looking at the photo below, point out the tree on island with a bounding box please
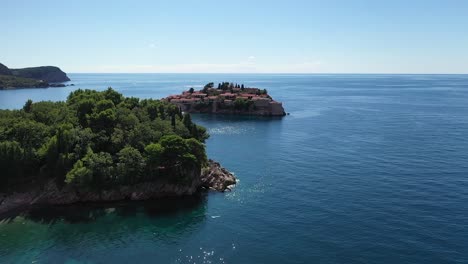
[203,82,214,93]
[183,112,193,130]
[189,87,194,94]
[171,114,176,128]
[0,88,209,192]
[23,99,33,113]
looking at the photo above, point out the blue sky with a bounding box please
[2,0,468,73]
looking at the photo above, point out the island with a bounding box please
[0,88,236,215]
[0,62,70,89]
[164,82,286,116]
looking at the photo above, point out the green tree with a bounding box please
[185,138,207,167]
[203,82,214,93]
[23,99,33,113]
[95,99,115,112]
[116,146,145,184]
[146,102,159,120]
[66,150,113,189]
[8,119,49,150]
[171,114,176,128]
[183,113,192,129]
[103,87,123,105]
[0,88,210,191]
[0,141,25,189]
[89,108,116,132]
[145,143,164,167]
[76,99,95,127]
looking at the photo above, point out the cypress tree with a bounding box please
[183,113,192,129]
[171,114,176,128]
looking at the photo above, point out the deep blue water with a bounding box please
[1,74,468,263]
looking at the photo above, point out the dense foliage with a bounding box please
[0,88,208,192]
[0,75,48,89]
[11,66,70,82]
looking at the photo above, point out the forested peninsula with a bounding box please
[0,88,236,214]
[0,63,70,89]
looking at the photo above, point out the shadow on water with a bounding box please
[0,194,209,262]
[1,193,208,225]
[192,113,285,123]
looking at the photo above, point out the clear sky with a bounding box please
[2,0,468,73]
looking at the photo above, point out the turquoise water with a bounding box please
[1,74,468,263]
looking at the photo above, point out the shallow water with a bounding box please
[1,74,468,263]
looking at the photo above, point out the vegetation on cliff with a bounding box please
[0,75,49,89]
[0,88,209,193]
[0,63,70,89]
[11,66,70,82]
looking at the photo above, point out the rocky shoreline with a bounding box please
[0,160,236,217]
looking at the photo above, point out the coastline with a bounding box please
[0,159,236,217]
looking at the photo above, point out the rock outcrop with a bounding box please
[201,160,237,191]
[0,160,236,216]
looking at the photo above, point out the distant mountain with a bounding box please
[0,63,12,76]
[11,66,70,83]
[0,63,70,89]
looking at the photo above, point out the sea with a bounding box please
[1,74,468,263]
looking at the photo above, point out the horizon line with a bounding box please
[67,72,468,75]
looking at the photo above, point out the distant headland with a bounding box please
[0,63,70,89]
[164,82,286,116]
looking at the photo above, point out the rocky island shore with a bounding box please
[0,160,236,216]
[165,82,286,116]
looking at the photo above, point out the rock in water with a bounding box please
[201,160,237,192]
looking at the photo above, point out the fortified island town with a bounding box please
[164,82,286,116]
